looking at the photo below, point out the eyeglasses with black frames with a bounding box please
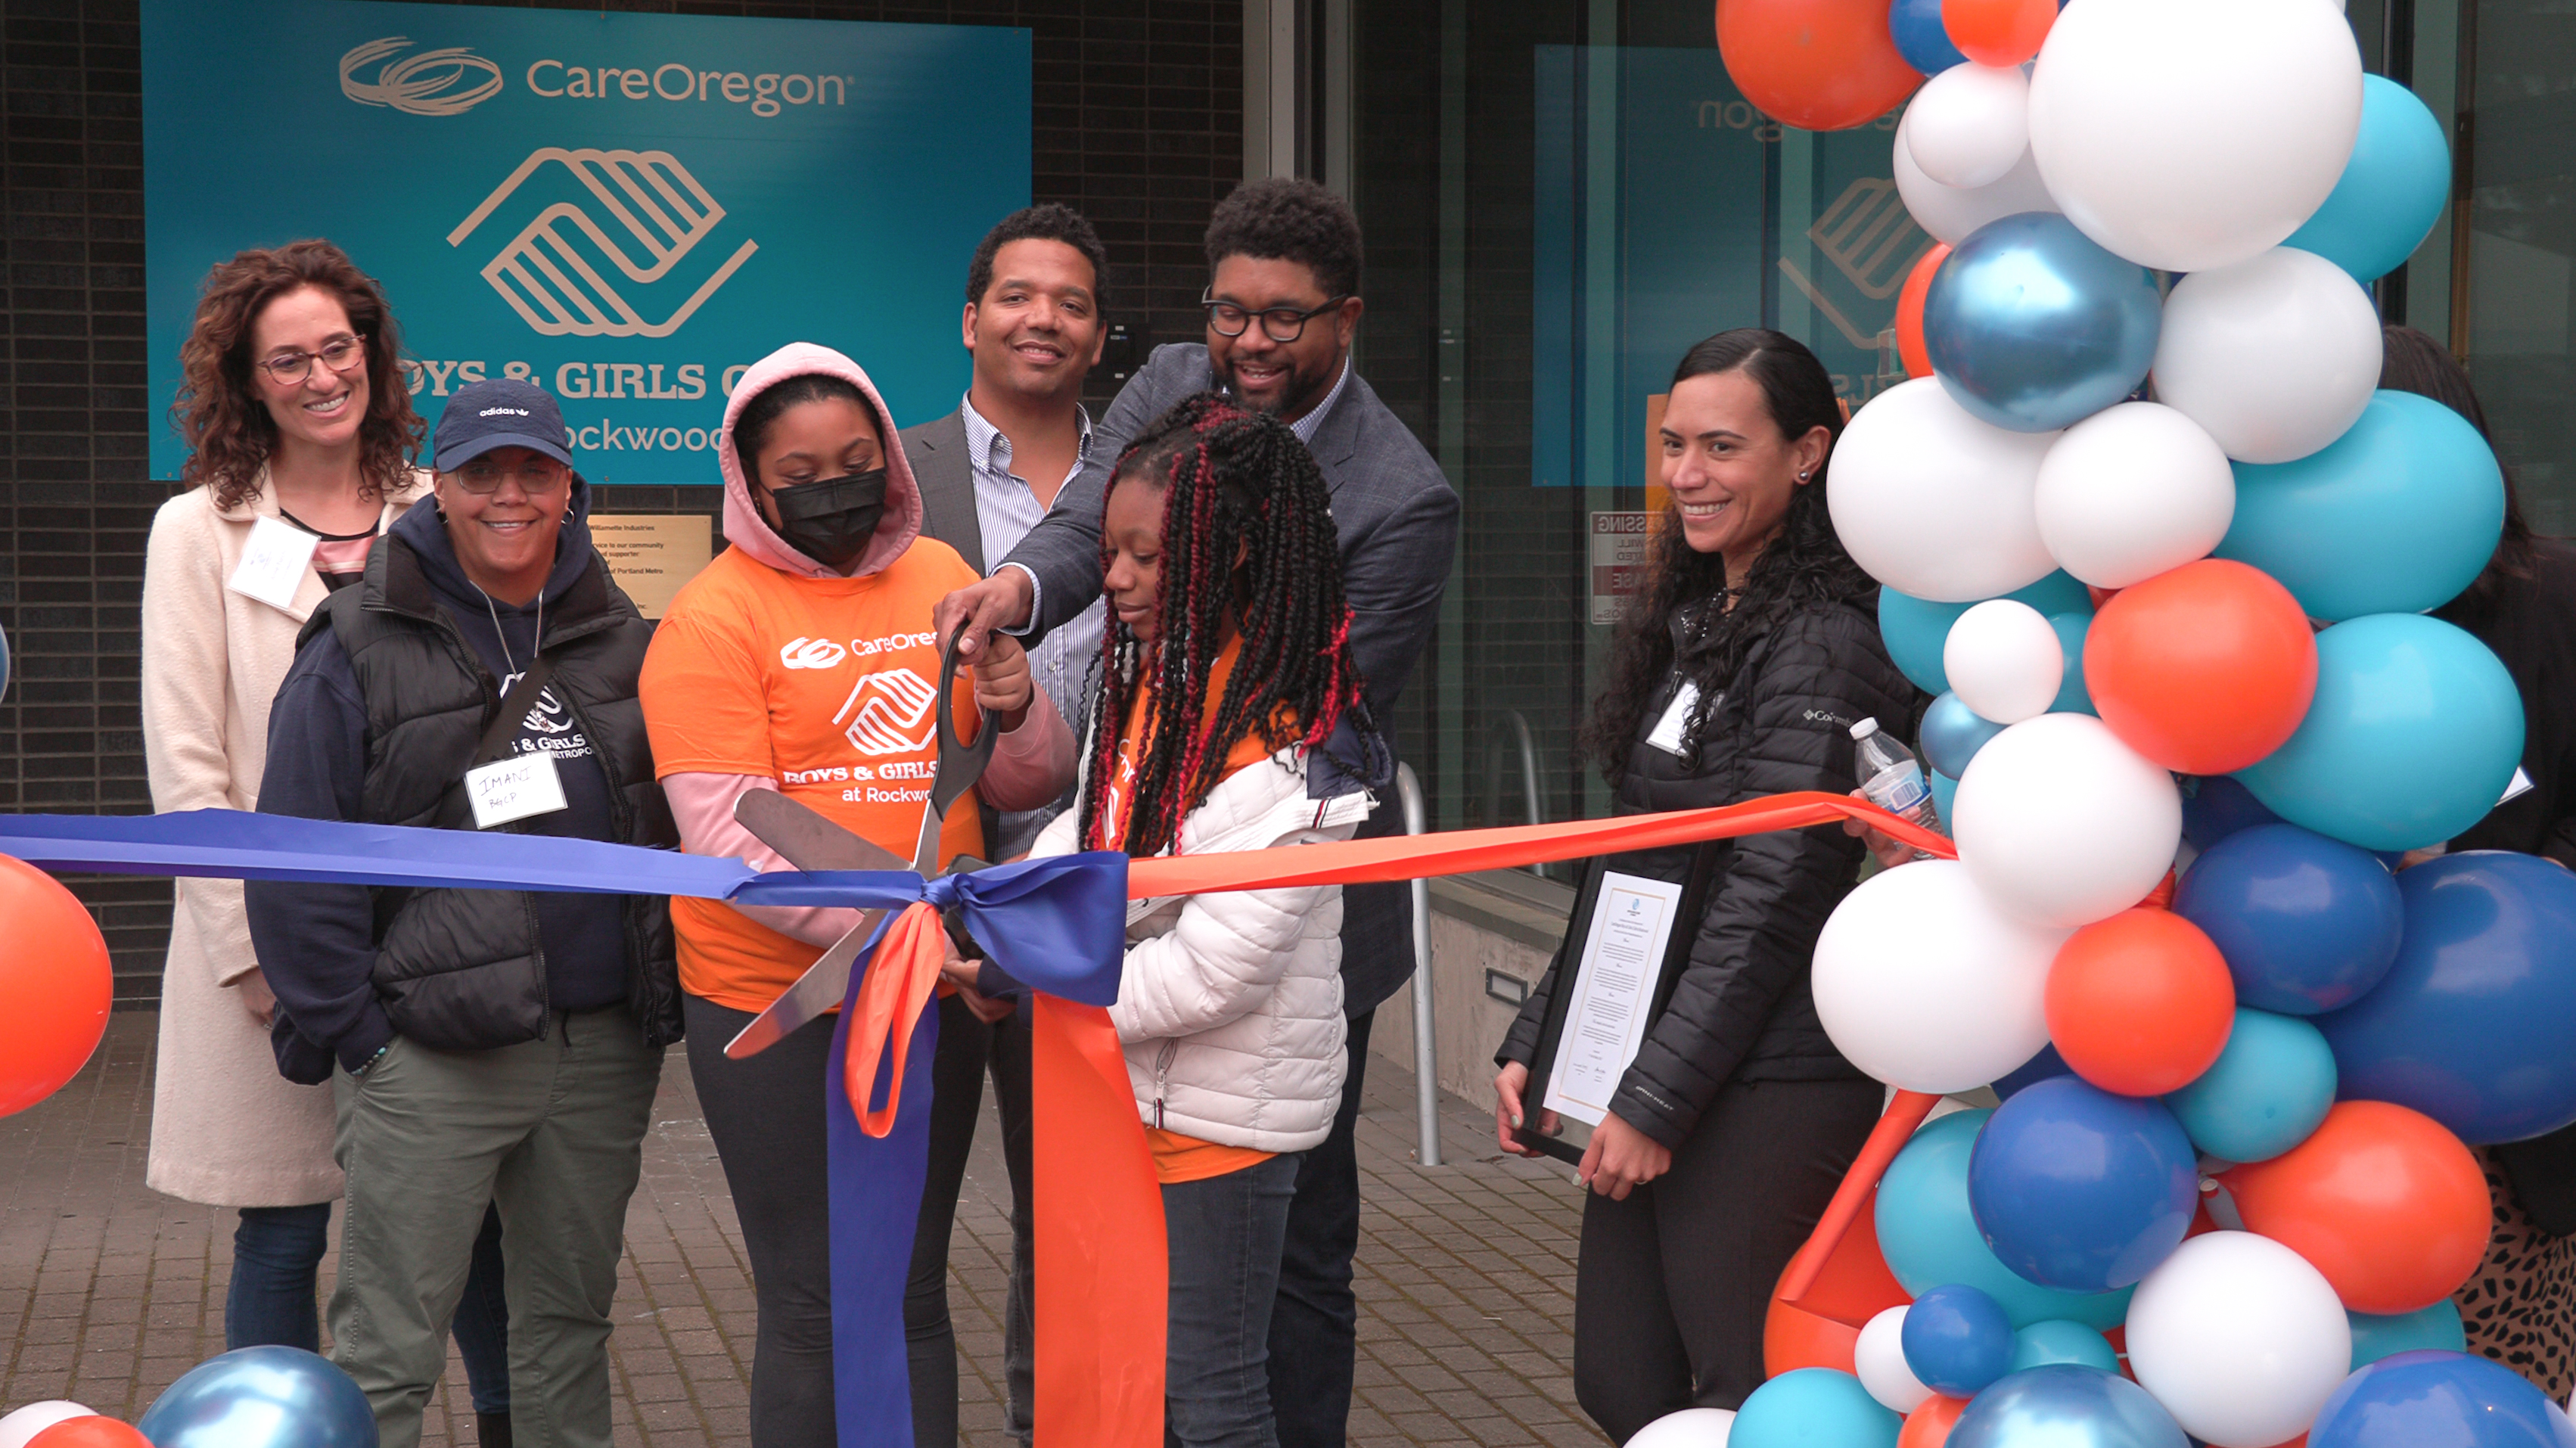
[1199,292,1351,343]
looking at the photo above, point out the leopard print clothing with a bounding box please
[2454,1147,2576,1404]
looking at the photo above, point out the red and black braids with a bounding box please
[1079,392,1366,858]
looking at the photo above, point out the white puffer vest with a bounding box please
[1032,745,1374,1153]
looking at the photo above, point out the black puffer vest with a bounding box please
[300,533,682,1051]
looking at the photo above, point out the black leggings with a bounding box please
[1571,1077,1885,1443]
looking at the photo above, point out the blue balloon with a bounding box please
[2309,1350,2576,1448]
[2350,1301,2469,1369]
[1881,572,2095,695]
[2162,1008,2338,1163]
[1888,0,1968,74]
[1903,1282,2016,1397]
[2217,390,2506,623]
[1730,1367,1900,1448]
[1931,767,1959,834]
[1920,691,2006,778]
[1994,1042,2073,1101]
[1923,212,2164,433]
[0,620,11,698]
[1967,1077,2198,1293]
[139,1346,378,1448]
[2010,1319,2121,1374]
[1875,1110,2136,1328]
[2183,774,2280,853]
[2285,76,2452,284]
[2236,614,2525,852]
[2174,823,2404,1015]
[2048,611,2096,715]
[2317,851,2576,1145]
[1950,1366,2189,1448]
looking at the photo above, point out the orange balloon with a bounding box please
[2083,560,2320,775]
[1716,0,1924,132]
[1900,1394,1969,1448]
[2046,909,2236,1097]
[26,1418,152,1448]
[0,855,110,1116]
[1943,0,2056,67]
[1896,244,1950,380]
[2220,1100,2489,1314]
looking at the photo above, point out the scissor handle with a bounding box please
[931,631,997,820]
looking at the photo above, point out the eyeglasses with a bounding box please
[449,457,570,495]
[1200,292,1350,343]
[256,334,369,387]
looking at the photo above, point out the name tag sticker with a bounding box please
[466,753,568,829]
[1645,683,1701,757]
[2501,766,2537,806]
[225,515,319,611]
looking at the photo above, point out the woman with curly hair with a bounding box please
[978,393,1380,1446]
[141,239,511,1443]
[1489,331,1919,1439]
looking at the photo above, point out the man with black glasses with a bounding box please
[937,176,1459,1448]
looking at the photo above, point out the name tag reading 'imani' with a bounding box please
[466,753,568,829]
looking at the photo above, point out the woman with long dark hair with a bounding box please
[1490,330,1917,1439]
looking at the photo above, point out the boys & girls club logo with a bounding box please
[448,148,760,339]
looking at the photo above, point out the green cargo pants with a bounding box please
[331,1008,663,1448]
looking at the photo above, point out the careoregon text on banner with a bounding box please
[141,0,1030,483]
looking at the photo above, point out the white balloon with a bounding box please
[1854,1306,1935,1414]
[2152,247,2385,465]
[1904,64,2031,191]
[1626,1407,1735,1448]
[1813,859,2065,1094]
[1829,378,2060,603]
[1894,109,2061,246]
[2034,402,2236,588]
[2028,0,2363,272]
[1944,600,2065,725]
[0,1405,94,1448]
[1952,714,2183,929]
[2125,1232,2352,1448]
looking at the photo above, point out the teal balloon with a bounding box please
[1874,1110,2136,1329]
[2349,1301,2469,1369]
[138,1346,378,1448]
[2049,611,2096,715]
[1931,768,1959,832]
[2163,1008,2337,1163]
[2217,391,2506,622]
[1925,212,2164,433]
[2285,76,2451,284]
[1731,1368,1900,1448]
[2236,614,2524,851]
[1920,692,2006,778]
[2010,1319,2121,1374]
[1950,1366,2189,1448]
[1880,572,2095,695]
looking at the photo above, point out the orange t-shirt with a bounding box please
[641,541,987,1012]
[1105,636,1296,1185]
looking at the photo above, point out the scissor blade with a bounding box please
[722,906,888,1058]
[735,789,910,874]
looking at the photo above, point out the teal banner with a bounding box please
[143,0,1030,483]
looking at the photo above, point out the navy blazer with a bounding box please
[996,342,1461,1015]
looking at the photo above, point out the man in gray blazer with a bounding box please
[937,178,1459,1448]
[903,204,1111,1448]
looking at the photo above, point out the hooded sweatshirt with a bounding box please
[642,343,1074,1013]
[253,476,632,1070]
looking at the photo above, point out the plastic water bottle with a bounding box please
[1850,716,1942,850]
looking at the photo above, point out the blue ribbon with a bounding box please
[828,953,937,1448]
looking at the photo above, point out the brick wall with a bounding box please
[0,0,1242,1001]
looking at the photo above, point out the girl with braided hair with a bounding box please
[1018,390,1381,1447]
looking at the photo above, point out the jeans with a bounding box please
[1166,1151,1305,1448]
[1266,1010,1372,1448]
[332,1011,662,1448]
[230,1201,513,1415]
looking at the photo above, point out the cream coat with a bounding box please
[1034,748,1373,1154]
[140,469,427,1207]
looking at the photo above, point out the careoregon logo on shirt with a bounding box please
[338,36,502,116]
[446,148,759,340]
[778,637,847,670]
[833,668,940,757]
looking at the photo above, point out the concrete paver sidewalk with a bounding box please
[0,1015,1607,1447]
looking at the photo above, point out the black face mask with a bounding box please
[766,468,887,567]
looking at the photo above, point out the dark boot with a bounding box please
[475,1412,513,1448]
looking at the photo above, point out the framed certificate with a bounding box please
[1514,846,1720,1164]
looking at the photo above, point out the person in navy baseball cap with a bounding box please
[433,376,573,471]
